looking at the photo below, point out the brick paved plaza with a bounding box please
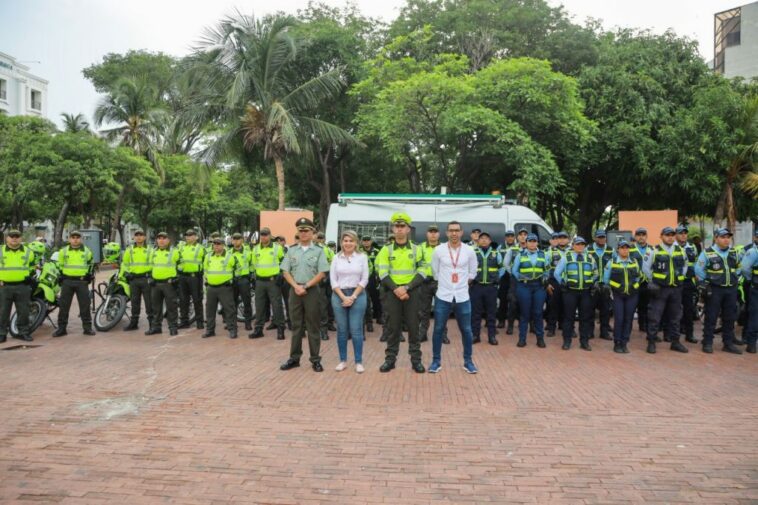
[1,295,757,504]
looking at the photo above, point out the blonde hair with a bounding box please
[340,230,362,252]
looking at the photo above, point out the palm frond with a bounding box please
[282,67,347,114]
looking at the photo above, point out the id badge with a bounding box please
[452,273,459,283]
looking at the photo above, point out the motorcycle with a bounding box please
[93,267,131,331]
[9,262,61,337]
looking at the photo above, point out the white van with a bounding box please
[325,194,553,247]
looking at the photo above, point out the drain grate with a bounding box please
[2,344,43,351]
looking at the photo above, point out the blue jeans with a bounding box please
[612,291,639,344]
[331,289,366,363]
[516,281,546,341]
[432,296,473,364]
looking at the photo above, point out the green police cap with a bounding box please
[390,212,412,225]
[156,231,168,238]
[212,237,225,244]
[70,230,82,237]
[231,232,243,240]
[6,229,21,237]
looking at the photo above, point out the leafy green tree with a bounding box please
[60,112,91,134]
[83,50,176,96]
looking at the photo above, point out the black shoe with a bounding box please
[473,336,481,344]
[379,334,388,342]
[702,343,713,353]
[505,325,513,335]
[599,334,612,341]
[379,361,395,373]
[249,328,264,339]
[746,343,756,354]
[654,336,662,343]
[412,362,425,373]
[52,327,67,338]
[497,320,505,329]
[124,320,139,331]
[546,329,555,337]
[366,322,374,332]
[228,331,237,339]
[196,321,204,330]
[733,338,746,346]
[419,334,428,343]
[723,343,743,355]
[670,341,688,353]
[169,328,178,336]
[580,340,592,351]
[280,358,300,370]
[685,335,698,344]
[399,335,406,342]
[613,343,623,353]
[145,328,162,335]
[320,330,329,341]
[639,324,648,333]
[286,320,292,330]
[622,343,630,353]
[245,321,253,331]
[177,321,191,329]
[663,335,671,343]
[277,328,285,340]
[202,331,216,338]
[562,341,571,350]
[19,334,33,342]
[489,337,499,346]
[312,362,324,372]
[517,340,526,348]
[442,335,450,344]
[83,328,96,336]
[0,335,5,343]
[537,338,545,348]
[327,323,337,332]
[266,322,277,330]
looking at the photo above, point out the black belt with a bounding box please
[153,278,176,284]
[179,271,201,277]
[0,280,30,286]
[62,275,90,281]
[518,279,542,285]
[256,275,277,281]
[206,281,232,287]
[129,273,150,278]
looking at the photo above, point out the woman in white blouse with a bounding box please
[329,230,369,373]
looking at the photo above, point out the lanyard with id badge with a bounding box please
[448,245,461,283]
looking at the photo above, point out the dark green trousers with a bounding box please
[128,275,153,324]
[58,278,92,330]
[384,286,422,364]
[206,284,237,334]
[255,278,284,329]
[417,279,437,336]
[234,276,253,324]
[151,280,178,331]
[0,283,32,336]
[288,287,321,364]
[178,273,203,324]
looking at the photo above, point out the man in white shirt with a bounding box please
[429,221,480,374]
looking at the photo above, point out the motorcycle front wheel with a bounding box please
[94,294,128,331]
[10,298,48,337]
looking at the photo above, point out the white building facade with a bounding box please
[715,2,758,79]
[0,52,48,118]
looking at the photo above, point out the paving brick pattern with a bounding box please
[1,286,756,504]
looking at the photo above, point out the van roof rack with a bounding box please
[338,193,508,208]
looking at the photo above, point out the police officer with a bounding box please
[177,229,205,330]
[146,232,180,336]
[695,228,742,354]
[0,230,36,342]
[470,231,503,345]
[280,218,331,372]
[642,227,689,354]
[418,225,441,342]
[675,225,699,344]
[228,233,252,331]
[275,235,292,330]
[315,231,336,339]
[360,235,381,333]
[468,228,481,247]
[496,230,517,329]
[512,233,548,348]
[741,238,758,354]
[203,237,238,339]
[250,227,286,340]
[603,240,641,353]
[545,231,569,337]
[629,228,652,332]
[589,229,613,340]
[502,228,528,335]
[554,236,598,351]
[375,212,426,373]
[53,231,95,337]
[121,229,154,331]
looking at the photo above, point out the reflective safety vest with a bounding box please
[680,242,697,282]
[178,243,205,273]
[545,247,566,273]
[563,252,597,290]
[318,243,335,264]
[419,242,437,278]
[150,247,179,280]
[650,244,686,287]
[474,247,502,284]
[752,262,758,288]
[122,245,153,275]
[375,241,422,285]
[608,257,641,295]
[590,244,613,271]
[204,251,236,286]
[362,245,380,276]
[704,246,739,287]
[0,245,34,282]
[516,250,546,281]
[231,245,252,276]
[59,245,93,277]
[252,243,283,277]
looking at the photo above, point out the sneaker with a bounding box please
[355,363,365,373]
[463,361,478,374]
[428,361,442,373]
[335,361,347,372]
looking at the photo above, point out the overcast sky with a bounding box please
[0,0,746,128]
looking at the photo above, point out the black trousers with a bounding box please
[128,275,153,324]
[646,285,682,343]
[470,283,498,338]
[496,273,510,322]
[679,282,697,338]
[417,279,437,336]
[594,289,612,337]
[637,283,650,331]
[178,273,203,324]
[0,283,31,336]
[234,276,253,324]
[319,280,334,330]
[206,284,237,334]
[58,278,92,329]
[702,285,738,346]
[545,279,563,332]
[367,275,382,320]
[747,285,758,345]
[255,278,284,329]
[151,280,178,331]
[562,289,593,342]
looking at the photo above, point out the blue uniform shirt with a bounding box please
[642,243,688,281]
[602,256,637,285]
[740,247,758,281]
[694,246,734,282]
[512,250,548,281]
[553,251,596,285]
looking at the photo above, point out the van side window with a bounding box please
[514,223,552,249]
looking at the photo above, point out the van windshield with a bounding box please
[338,221,506,247]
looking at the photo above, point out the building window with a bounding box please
[30,89,41,110]
[0,79,6,101]
[714,7,741,74]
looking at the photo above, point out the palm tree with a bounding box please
[60,112,90,133]
[194,11,356,210]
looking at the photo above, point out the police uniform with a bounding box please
[146,232,180,335]
[588,230,613,340]
[203,239,238,339]
[695,228,742,354]
[228,233,253,331]
[0,230,36,342]
[417,226,440,342]
[741,238,758,354]
[316,234,336,338]
[603,241,640,352]
[251,228,286,338]
[280,218,331,371]
[375,212,426,373]
[54,231,95,336]
[511,234,547,347]
[177,229,206,329]
[122,230,154,331]
[674,225,699,344]
[503,230,527,334]
[554,237,598,350]
[361,236,381,332]
[629,228,651,332]
[470,233,503,345]
[496,231,517,328]
[544,231,568,336]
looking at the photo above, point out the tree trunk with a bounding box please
[111,187,126,242]
[339,159,346,193]
[274,156,286,211]
[318,147,332,231]
[54,201,70,249]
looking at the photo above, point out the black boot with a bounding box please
[0,334,6,343]
[229,330,238,339]
[249,327,264,339]
[536,338,545,348]
[196,320,204,330]
[723,343,743,354]
[580,339,592,351]
[145,327,162,335]
[497,320,505,329]
[561,339,571,350]
[52,327,67,337]
[83,327,96,336]
[169,328,178,336]
[505,323,513,335]
[177,320,191,329]
[489,336,499,345]
[245,320,253,331]
[473,336,481,344]
[685,334,698,344]
[124,319,139,331]
[670,340,688,353]
[517,339,526,348]
[379,332,388,342]
[320,330,329,341]
[613,342,623,353]
[277,327,285,340]
[646,341,656,354]
[202,330,216,338]
[266,322,277,330]
[327,322,337,332]
[746,342,756,354]
[366,321,374,332]
[419,333,428,343]
[702,342,713,353]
